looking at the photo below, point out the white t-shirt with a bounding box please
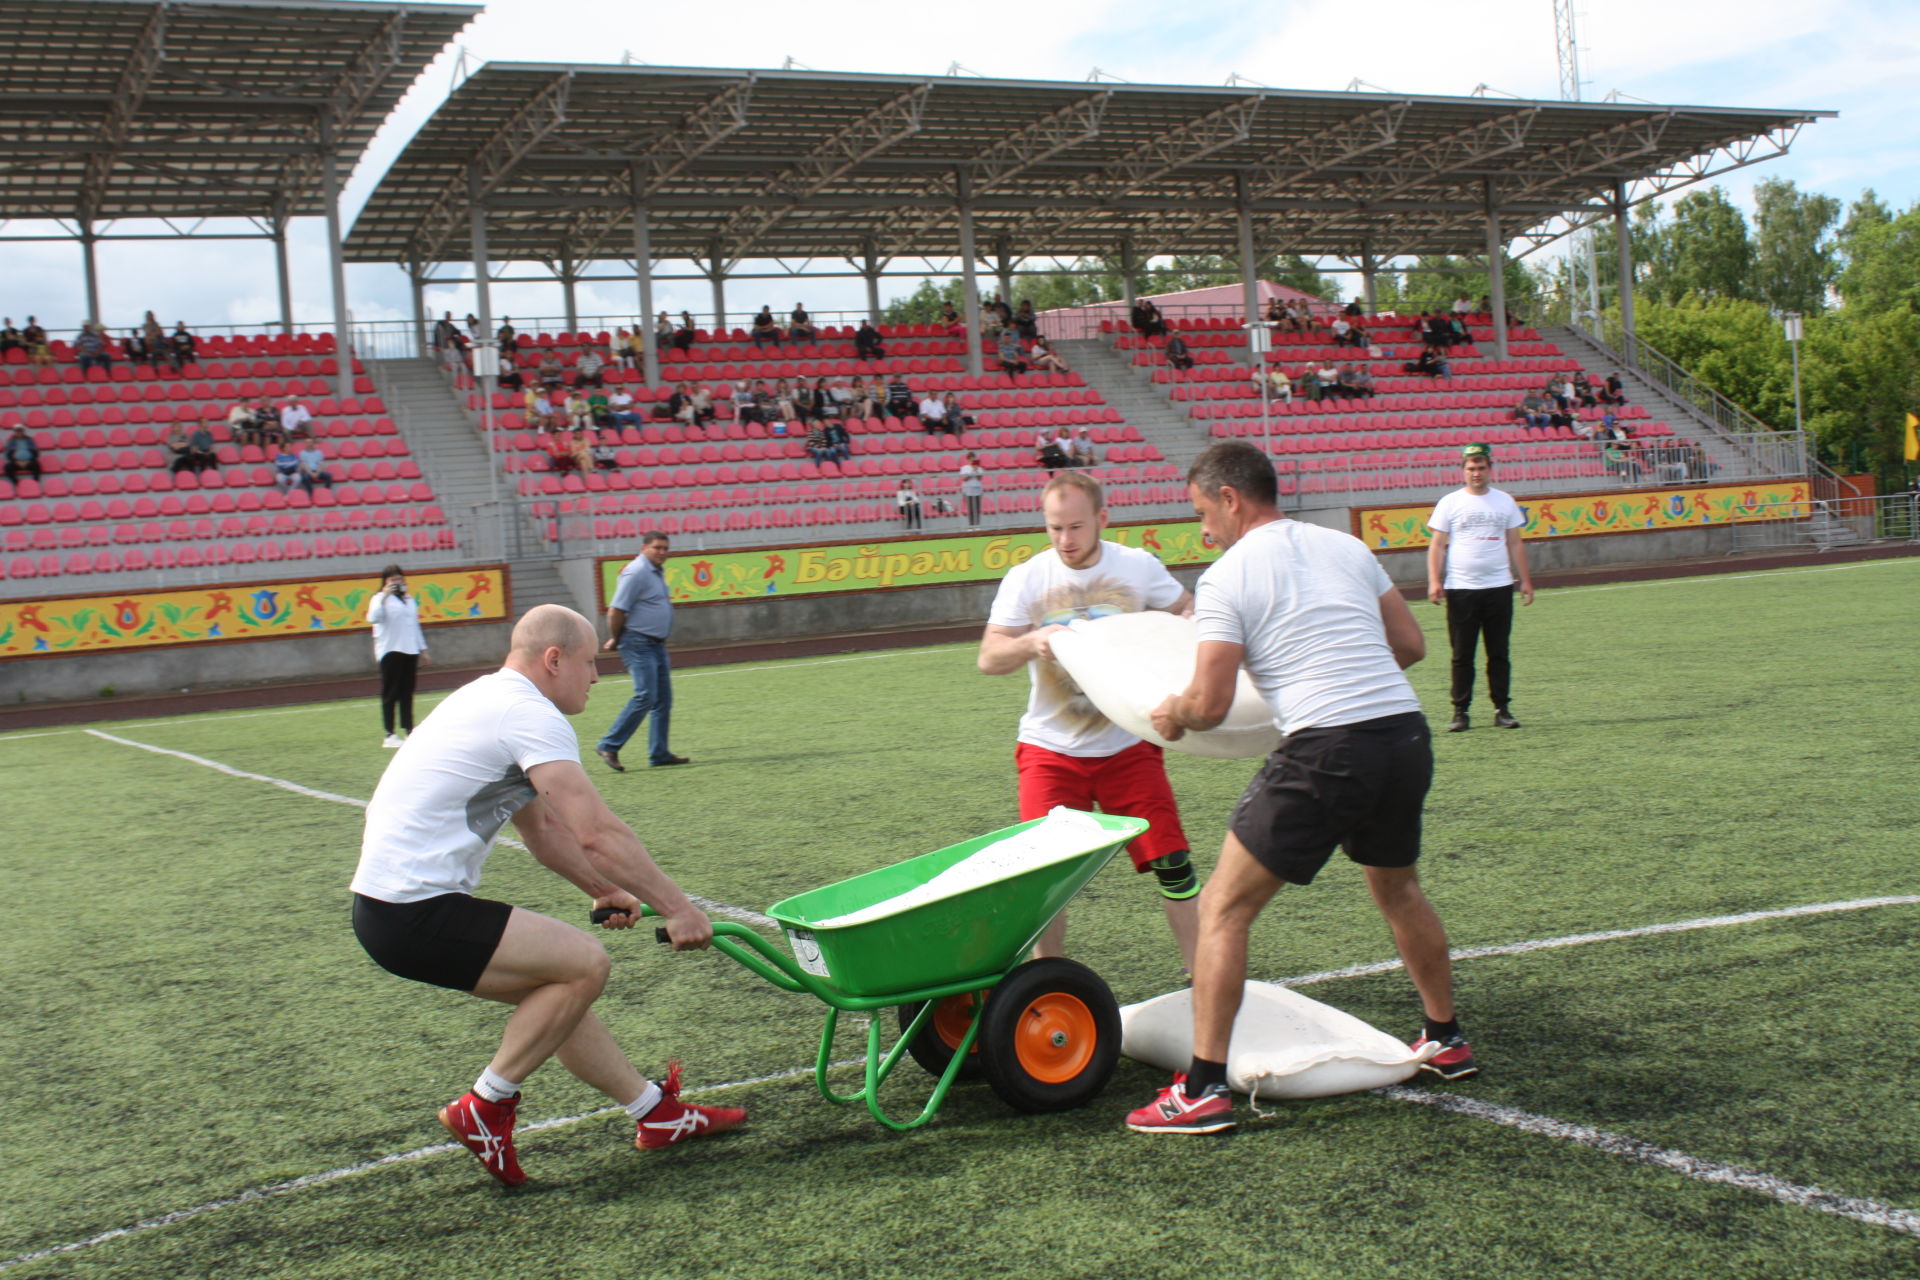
[988,541,1186,756]
[1428,487,1526,589]
[350,668,580,902]
[367,590,426,658]
[1193,520,1419,736]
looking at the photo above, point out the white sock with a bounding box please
[474,1068,521,1103]
[622,1081,663,1121]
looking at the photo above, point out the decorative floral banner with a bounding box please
[600,521,1221,607]
[0,567,509,660]
[1352,481,1811,551]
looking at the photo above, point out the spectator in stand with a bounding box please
[1035,429,1071,475]
[22,318,52,367]
[0,318,22,357]
[256,399,286,449]
[793,379,821,423]
[543,428,581,473]
[272,445,301,490]
[840,376,869,420]
[1545,374,1572,413]
[188,420,218,472]
[537,351,564,389]
[672,311,696,353]
[591,431,620,471]
[497,318,519,357]
[918,390,948,435]
[497,354,524,390]
[522,385,547,429]
[1408,346,1452,380]
[804,418,837,469]
[564,390,594,432]
[997,330,1031,380]
[1344,299,1365,318]
[463,313,481,340]
[1164,332,1195,372]
[1251,365,1291,403]
[1297,366,1323,403]
[1071,427,1099,468]
[1477,294,1493,316]
[1571,371,1598,408]
[1599,372,1627,405]
[854,320,885,361]
[228,397,262,448]
[297,439,333,492]
[1514,391,1552,431]
[1263,298,1286,330]
[280,396,314,441]
[880,374,913,421]
[939,390,972,434]
[653,312,674,352]
[789,304,816,343]
[769,378,797,423]
[431,311,457,353]
[169,322,196,370]
[607,387,641,428]
[686,383,716,430]
[751,306,784,349]
[823,417,852,463]
[1014,300,1039,342]
[896,478,923,530]
[940,301,964,336]
[4,426,41,482]
[74,322,112,374]
[575,344,606,389]
[958,452,985,527]
[1340,364,1375,400]
[1422,313,1453,349]
[1030,335,1068,372]
[1328,315,1358,348]
[125,326,150,364]
[1452,294,1473,316]
[140,310,165,352]
[1314,358,1340,393]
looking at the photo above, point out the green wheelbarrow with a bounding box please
[630,810,1147,1131]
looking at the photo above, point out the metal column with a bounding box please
[861,241,883,322]
[956,175,983,378]
[1483,180,1509,362]
[1119,239,1138,309]
[273,216,295,336]
[319,122,354,399]
[1235,175,1261,328]
[707,250,726,334]
[470,198,499,517]
[631,194,659,386]
[79,222,102,325]
[560,258,579,334]
[407,260,426,359]
[994,242,1015,310]
[1614,181,1636,366]
[1360,248,1378,316]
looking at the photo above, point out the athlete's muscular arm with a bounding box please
[517,760,712,950]
[978,622,1069,673]
[1379,588,1427,669]
[1150,640,1244,738]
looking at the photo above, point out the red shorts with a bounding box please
[1015,739,1188,871]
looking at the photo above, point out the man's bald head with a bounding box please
[510,604,593,661]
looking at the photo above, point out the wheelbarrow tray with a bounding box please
[765,810,1148,999]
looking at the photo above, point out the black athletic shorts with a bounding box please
[352,892,514,992]
[1228,711,1432,885]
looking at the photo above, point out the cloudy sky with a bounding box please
[7,0,1917,337]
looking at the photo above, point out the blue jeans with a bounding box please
[598,637,674,762]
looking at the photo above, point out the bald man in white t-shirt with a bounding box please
[350,605,743,1186]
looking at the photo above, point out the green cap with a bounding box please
[1461,442,1492,460]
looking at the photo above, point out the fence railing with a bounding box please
[1727,494,1920,555]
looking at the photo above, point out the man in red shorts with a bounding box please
[979,471,1199,971]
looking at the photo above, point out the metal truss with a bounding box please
[873,91,1111,260]
[1014,94,1265,255]
[1494,111,1675,207]
[277,9,409,207]
[1129,101,1410,259]
[406,71,574,265]
[717,83,933,269]
[79,3,169,220]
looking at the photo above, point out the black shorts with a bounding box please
[1228,711,1432,885]
[352,892,513,992]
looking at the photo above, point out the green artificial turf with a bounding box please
[3,557,1917,1279]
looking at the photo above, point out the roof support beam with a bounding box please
[719,83,934,269]
[80,3,169,219]
[279,9,409,203]
[405,71,574,266]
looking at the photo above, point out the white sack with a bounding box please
[1120,981,1438,1099]
[1047,611,1277,760]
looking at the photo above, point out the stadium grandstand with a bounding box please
[2,2,1866,686]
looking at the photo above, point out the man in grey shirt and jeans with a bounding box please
[595,530,691,771]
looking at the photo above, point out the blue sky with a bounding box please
[6,0,1916,335]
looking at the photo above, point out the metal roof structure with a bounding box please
[0,0,480,226]
[346,63,1831,272]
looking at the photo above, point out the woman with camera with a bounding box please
[368,565,429,748]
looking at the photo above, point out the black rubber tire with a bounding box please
[978,957,1120,1114]
[895,991,986,1080]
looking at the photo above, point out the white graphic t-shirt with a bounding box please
[351,668,580,902]
[1428,487,1526,589]
[987,541,1185,757]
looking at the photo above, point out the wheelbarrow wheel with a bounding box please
[896,991,987,1080]
[979,958,1120,1114]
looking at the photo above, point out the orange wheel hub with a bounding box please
[933,992,983,1054]
[1012,992,1096,1083]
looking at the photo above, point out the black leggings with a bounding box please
[380,651,420,733]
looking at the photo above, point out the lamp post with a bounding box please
[472,338,501,555]
[1782,312,1805,438]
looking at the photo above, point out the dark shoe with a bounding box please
[1493,708,1521,729]
[1412,1032,1479,1080]
[651,754,691,767]
[1446,712,1470,733]
[596,747,626,772]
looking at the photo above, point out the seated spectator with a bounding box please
[543,429,582,473]
[1328,316,1358,348]
[1545,374,1572,412]
[607,387,641,428]
[1030,336,1068,372]
[940,301,964,336]
[672,311,697,353]
[768,377,797,423]
[22,317,52,367]
[496,318,519,357]
[842,376,872,419]
[167,322,195,369]
[1264,298,1285,327]
[939,391,972,432]
[591,430,620,471]
[751,306,785,349]
[188,419,219,472]
[1035,430,1070,475]
[620,327,643,372]
[1283,300,1311,333]
[125,327,150,364]
[297,440,332,492]
[918,391,948,434]
[4,426,42,482]
[1422,313,1452,348]
[1163,333,1195,372]
[1297,367,1322,402]
[537,352,564,388]
[497,354,526,389]
[1478,294,1493,315]
[271,446,301,491]
[653,312,674,354]
[1314,359,1340,392]
[1452,293,1473,316]
[255,400,286,449]
[854,320,885,361]
[1407,346,1452,379]
[1070,427,1099,468]
[1345,364,1376,399]
[824,418,852,462]
[74,322,112,373]
[1014,300,1039,341]
[789,304,816,343]
[658,387,689,422]
[1514,391,1552,431]
[996,330,1030,379]
[804,419,838,469]
[1599,372,1628,405]
[884,376,915,420]
[0,318,22,357]
[1253,365,1293,403]
[141,310,166,352]
[1344,299,1365,318]
[575,345,606,388]
[735,379,772,425]
[586,388,613,427]
[1571,371,1598,408]
[227,398,259,448]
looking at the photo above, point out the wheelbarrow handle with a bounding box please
[589,903,669,944]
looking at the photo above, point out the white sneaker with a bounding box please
[382,734,403,748]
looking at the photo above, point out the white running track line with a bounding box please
[1377,1087,1920,1237]
[4,894,1915,1270]
[82,728,776,930]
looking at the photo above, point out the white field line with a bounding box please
[83,728,775,930]
[1378,1087,1920,1238]
[0,1059,862,1275]
[5,894,1917,1270]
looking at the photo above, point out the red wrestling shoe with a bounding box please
[634,1061,747,1150]
[439,1090,527,1186]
